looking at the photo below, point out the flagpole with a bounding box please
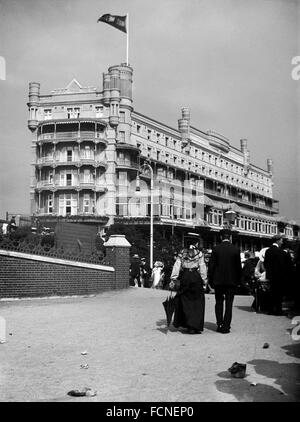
[126,13,129,65]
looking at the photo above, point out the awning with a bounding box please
[204,197,242,213]
[204,196,278,222]
[275,216,299,225]
[203,195,215,207]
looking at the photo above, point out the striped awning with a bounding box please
[275,216,300,226]
[203,195,215,207]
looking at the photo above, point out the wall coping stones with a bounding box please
[104,234,131,248]
[0,249,115,272]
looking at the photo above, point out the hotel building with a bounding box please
[27,63,298,250]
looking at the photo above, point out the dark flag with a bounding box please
[97,14,127,33]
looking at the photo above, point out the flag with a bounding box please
[97,14,127,33]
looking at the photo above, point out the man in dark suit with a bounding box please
[264,234,286,315]
[208,229,242,333]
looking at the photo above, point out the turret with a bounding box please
[27,82,40,131]
[267,158,273,176]
[109,63,133,102]
[106,64,134,127]
[178,107,190,151]
[103,72,111,106]
[240,138,250,175]
[108,68,120,127]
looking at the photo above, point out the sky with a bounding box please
[0,0,299,220]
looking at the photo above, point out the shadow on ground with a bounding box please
[235,305,256,313]
[215,358,300,402]
[281,343,300,359]
[156,318,178,334]
[204,321,217,332]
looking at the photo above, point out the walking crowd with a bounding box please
[130,229,300,335]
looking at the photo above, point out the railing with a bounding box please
[0,235,107,265]
[36,180,106,190]
[38,132,106,142]
[116,160,139,169]
[36,157,107,167]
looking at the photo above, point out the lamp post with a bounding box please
[136,160,154,269]
[224,207,237,229]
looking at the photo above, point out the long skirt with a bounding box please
[173,269,205,332]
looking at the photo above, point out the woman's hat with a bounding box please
[133,254,139,258]
[258,247,268,262]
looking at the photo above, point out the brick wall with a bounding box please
[0,239,130,299]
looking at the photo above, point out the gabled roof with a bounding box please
[65,78,83,92]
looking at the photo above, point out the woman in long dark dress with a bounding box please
[169,246,207,334]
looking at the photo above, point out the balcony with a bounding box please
[36,157,107,169]
[35,180,106,192]
[115,142,140,152]
[204,187,278,213]
[38,131,107,145]
[116,159,139,171]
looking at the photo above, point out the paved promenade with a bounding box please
[0,287,299,402]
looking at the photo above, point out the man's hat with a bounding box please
[220,228,232,237]
[272,234,283,242]
[133,254,139,258]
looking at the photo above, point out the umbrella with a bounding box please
[162,291,176,327]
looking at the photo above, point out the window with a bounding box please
[118,151,125,161]
[119,131,125,142]
[137,125,141,133]
[67,150,72,162]
[66,173,72,186]
[83,145,92,159]
[119,111,125,123]
[48,194,53,213]
[96,106,104,118]
[59,193,77,216]
[83,194,90,213]
[118,172,127,186]
[49,171,53,184]
[67,107,80,118]
[44,109,52,120]
[147,129,151,140]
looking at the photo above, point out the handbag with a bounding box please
[257,272,270,292]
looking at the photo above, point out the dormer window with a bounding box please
[96,106,104,118]
[44,109,52,120]
[67,107,80,119]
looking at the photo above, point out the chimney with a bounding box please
[267,158,273,175]
[178,107,190,149]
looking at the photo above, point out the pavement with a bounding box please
[0,287,299,402]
